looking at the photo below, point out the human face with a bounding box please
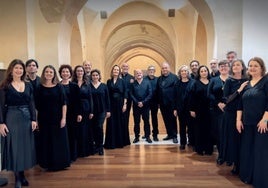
[112,66,120,77]
[219,63,230,75]
[135,69,143,80]
[190,62,199,73]
[147,68,155,77]
[210,61,218,72]
[91,71,100,82]
[199,67,208,79]
[161,63,170,76]
[12,64,24,79]
[227,53,236,63]
[179,67,189,79]
[61,68,71,81]
[232,61,243,75]
[248,60,262,77]
[121,63,129,74]
[26,61,38,74]
[44,67,54,81]
[75,67,84,79]
[83,62,92,74]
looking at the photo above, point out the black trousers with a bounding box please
[160,104,177,138]
[133,105,150,138]
[150,103,159,137]
[178,110,191,146]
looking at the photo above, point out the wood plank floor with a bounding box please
[1,141,251,188]
[0,112,252,187]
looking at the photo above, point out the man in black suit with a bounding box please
[157,62,178,143]
[121,62,134,132]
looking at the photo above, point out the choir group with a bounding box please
[0,52,267,188]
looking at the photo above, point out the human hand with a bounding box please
[0,123,9,137]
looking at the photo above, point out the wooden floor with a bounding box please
[0,112,252,188]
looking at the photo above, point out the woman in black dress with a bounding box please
[237,57,268,187]
[90,69,110,155]
[0,59,37,188]
[35,65,70,171]
[173,65,194,150]
[207,60,229,164]
[59,64,81,162]
[104,65,128,149]
[189,65,213,155]
[222,59,248,174]
[72,65,94,157]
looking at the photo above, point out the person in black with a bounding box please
[25,59,41,94]
[120,62,134,141]
[237,57,268,187]
[173,65,194,150]
[35,65,70,171]
[207,60,229,162]
[59,64,81,162]
[130,69,152,143]
[144,65,159,141]
[190,65,213,155]
[72,65,94,157]
[104,65,129,149]
[222,59,248,175]
[157,62,178,143]
[0,59,37,188]
[189,60,200,79]
[90,69,111,155]
[83,60,92,82]
[209,58,220,77]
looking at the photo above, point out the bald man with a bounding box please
[130,69,152,143]
[83,60,92,81]
[157,62,178,143]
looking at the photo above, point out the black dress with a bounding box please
[75,81,94,157]
[0,83,36,172]
[222,77,247,167]
[207,76,226,158]
[190,79,213,155]
[61,81,80,162]
[238,76,268,186]
[104,78,129,149]
[35,84,70,170]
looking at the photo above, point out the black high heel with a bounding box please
[19,171,29,186]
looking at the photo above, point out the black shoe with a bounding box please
[146,138,152,143]
[142,135,146,139]
[98,148,104,156]
[0,178,8,186]
[197,151,204,156]
[19,171,29,186]
[133,138,139,143]
[179,145,185,150]
[153,136,159,141]
[216,158,224,165]
[226,161,233,166]
[231,165,239,175]
[173,138,178,143]
[163,136,172,140]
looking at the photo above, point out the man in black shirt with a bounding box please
[157,62,178,143]
[121,62,134,133]
[130,69,152,143]
[145,65,159,141]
